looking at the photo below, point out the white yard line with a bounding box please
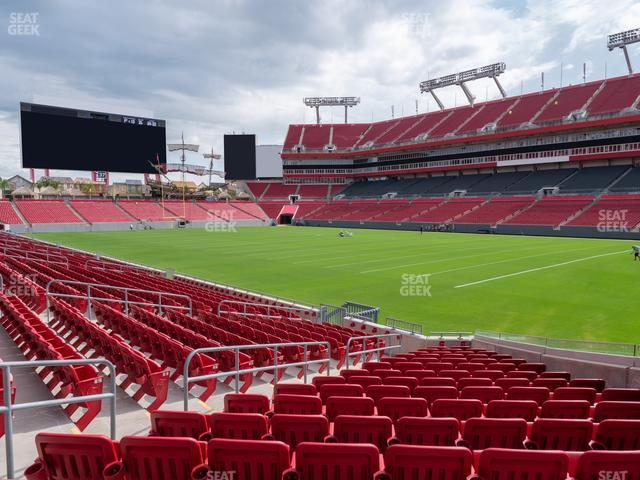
[454,250,628,289]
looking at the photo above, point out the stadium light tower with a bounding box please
[608,28,640,74]
[419,62,507,109]
[303,97,361,124]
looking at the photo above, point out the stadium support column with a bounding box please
[315,106,320,124]
[458,82,476,106]
[344,105,347,123]
[622,45,633,74]
[430,91,445,110]
[30,169,35,183]
[493,76,507,98]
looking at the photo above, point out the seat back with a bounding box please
[506,386,550,405]
[293,442,380,480]
[312,375,346,388]
[205,438,290,479]
[552,387,596,404]
[569,378,605,392]
[594,420,640,450]
[319,383,364,403]
[107,436,204,480]
[332,415,393,452]
[149,410,208,439]
[383,376,418,391]
[575,451,640,480]
[273,394,322,415]
[273,383,317,397]
[495,378,530,389]
[594,401,640,422]
[531,418,593,451]
[460,386,504,403]
[27,432,118,480]
[366,385,411,407]
[325,396,375,422]
[485,400,539,421]
[532,378,568,391]
[224,393,270,414]
[348,375,382,389]
[377,397,429,424]
[462,418,527,450]
[340,369,370,381]
[382,445,472,480]
[457,378,493,389]
[269,414,329,449]
[518,363,546,374]
[209,412,268,440]
[395,416,460,446]
[540,400,591,419]
[602,388,640,402]
[476,448,568,480]
[420,377,457,387]
[430,399,483,421]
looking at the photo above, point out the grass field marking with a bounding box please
[429,245,605,277]
[454,250,628,289]
[359,243,553,274]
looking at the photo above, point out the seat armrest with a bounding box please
[198,431,214,442]
[374,471,391,480]
[24,460,47,480]
[523,440,537,450]
[282,468,300,480]
[456,438,471,449]
[324,435,337,443]
[103,461,125,480]
[589,440,606,450]
[387,436,400,447]
[191,464,210,480]
[261,433,275,441]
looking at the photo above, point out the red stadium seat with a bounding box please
[430,399,483,421]
[329,415,393,452]
[506,386,550,405]
[518,363,546,374]
[149,410,209,440]
[458,417,527,450]
[413,386,459,406]
[312,375,346,389]
[485,400,539,422]
[474,448,569,480]
[506,370,538,381]
[273,383,317,397]
[593,419,640,450]
[594,401,640,422]
[319,383,364,403]
[394,361,424,372]
[286,442,380,480]
[540,371,571,381]
[366,385,411,407]
[383,376,418,391]
[420,377,457,387]
[471,370,505,381]
[528,418,594,451]
[273,394,322,415]
[457,378,493,389]
[340,369,370,381]
[25,433,118,480]
[495,378,530,389]
[391,416,460,446]
[539,400,591,419]
[552,387,597,404]
[268,414,329,449]
[209,412,269,440]
[601,388,640,402]
[460,386,504,403]
[439,369,470,381]
[570,378,606,392]
[348,375,383,389]
[377,397,429,424]
[362,361,393,373]
[103,436,205,480]
[224,393,270,414]
[375,445,473,480]
[574,451,640,480]
[532,378,568,391]
[325,395,375,421]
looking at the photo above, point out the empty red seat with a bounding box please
[149,410,209,440]
[103,436,205,480]
[475,448,569,480]
[506,386,550,405]
[540,400,591,419]
[319,383,363,403]
[373,369,403,380]
[376,444,473,480]
[518,363,546,374]
[574,451,640,480]
[287,442,380,480]
[532,378,568,391]
[458,378,493,389]
[224,393,270,414]
[430,399,483,421]
[209,412,268,440]
[594,401,640,422]
[552,387,597,404]
[540,371,571,381]
[458,417,527,450]
[274,383,317,397]
[366,385,411,407]
[383,376,418,391]
[593,419,640,450]
[485,400,539,422]
[472,370,504,381]
[330,415,393,452]
[312,375,346,388]
[362,361,392,372]
[602,388,640,402]
[460,386,504,403]
[439,370,470,381]
[348,375,382,389]
[402,369,436,380]
[392,416,460,446]
[340,369,370,381]
[506,370,538,381]
[378,397,429,424]
[413,386,458,406]
[487,362,517,373]
[273,394,322,415]
[268,414,329,449]
[529,418,594,451]
[420,377,457,387]
[325,395,375,421]
[25,433,118,480]
[495,378,530,389]
[423,362,454,373]
[457,362,485,372]
[195,438,290,479]
[394,361,424,372]
[570,378,606,392]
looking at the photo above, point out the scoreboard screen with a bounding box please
[224,134,257,180]
[20,102,166,173]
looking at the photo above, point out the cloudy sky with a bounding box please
[1,0,640,183]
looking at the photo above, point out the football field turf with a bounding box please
[35,226,640,343]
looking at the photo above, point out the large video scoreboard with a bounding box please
[20,102,166,173]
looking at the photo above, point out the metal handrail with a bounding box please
[1,358,117,480]
[84,258,155,275]
[429,331,473,340]
[45,279,193,319]
[344,334,402,368]
[182,341,331,410]
[385,317,423,335]
[0,247,70,267]
[216,299,309,319]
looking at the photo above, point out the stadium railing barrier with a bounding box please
[342,301,380,323]
[216,299,311,320]
[45,279,193,319]
[0,247,69,267]
[477,330,640,357]
[1,358,117,480]
[344,334,402,369]
[182,341,332,410]
[429,331,474,340]
[384,317,423,335]
[319,304,348,326]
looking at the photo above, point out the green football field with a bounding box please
[35,226,640,343]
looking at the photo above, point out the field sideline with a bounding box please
[35,226,640,343]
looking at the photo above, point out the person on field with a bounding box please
[633,245,640,261]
